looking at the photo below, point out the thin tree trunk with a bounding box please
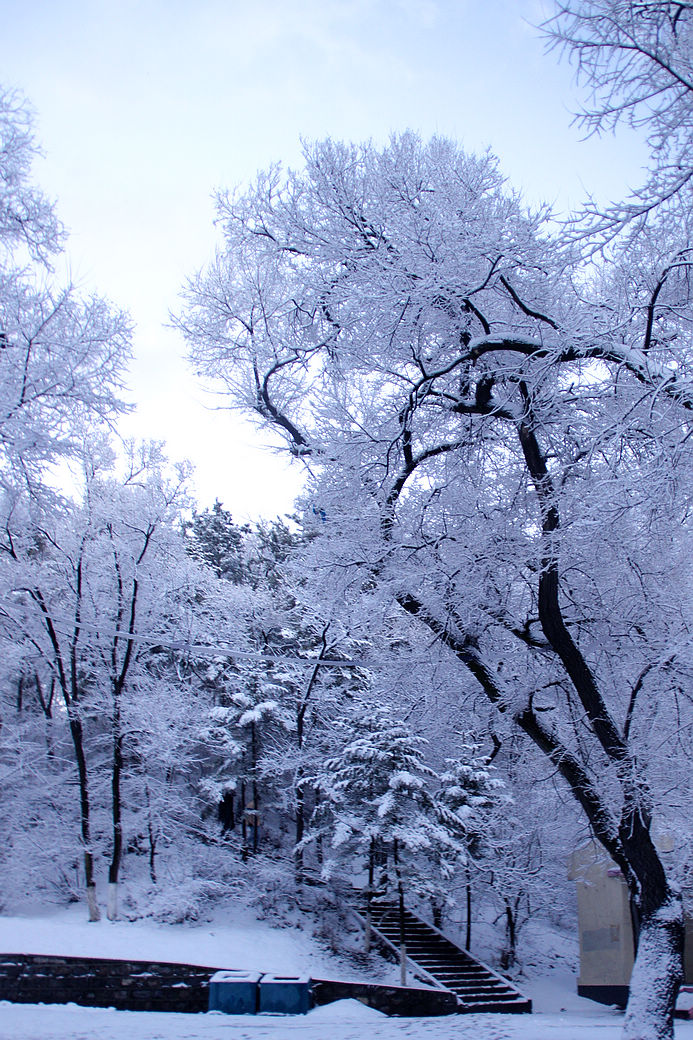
[398,892,407,987]
[251,722,259,854]
[365,841,375,955]
[240,780,248,861]
[252,785,259,854]
[34,674,55,760]
[106,546,140,921]
[294,624,329,881]
[315,790,324,867]
[501,902,517,971]
[67,712,100,921]
[107,723,123,921]
[393,841,407,987]
[465,871,472,951]
[295,775,304,872]
[144,780,157,884]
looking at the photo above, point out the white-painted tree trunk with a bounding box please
[623,898,684,1040]
[107,882,118,921]
[399,945,407,987]
[86,884,100,922]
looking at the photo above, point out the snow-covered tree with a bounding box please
[186,499,248,583]
[0,444,243,920]
[313,699,451,982]
[545,1,693,245]
[0,87,130,501]
[180,133,693,1038]
[431,742,505,939]
[0,84,135,918]
[186,506,369,873]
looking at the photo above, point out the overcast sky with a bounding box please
[1,0,648,519]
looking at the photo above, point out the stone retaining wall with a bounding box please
[0,953,459,1016]
[0,954,214,1013]
[311,977,458,1016]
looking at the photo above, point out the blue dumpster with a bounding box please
[208,970,262,1014]
[258,973,312,1014]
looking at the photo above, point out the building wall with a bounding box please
[569,844,635,996]
[569,842,692,1006]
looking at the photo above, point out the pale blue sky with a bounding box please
[0,0,647,517]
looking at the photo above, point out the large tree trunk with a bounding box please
[620,817,684,1040]
[519,411,683,1038]
[626,918,683,1039]
[624,899,684,1040]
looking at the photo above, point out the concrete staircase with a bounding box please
[363,900,532,1014]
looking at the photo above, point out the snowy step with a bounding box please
[442,978,514,990]
[450,983,517,996]
[404,959,486,972]
[461,995,531,1012]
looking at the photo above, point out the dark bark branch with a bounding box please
[296,623,330,748]
[386,441,466,515]
[462,298,491,335]
[499,276,559,329]
[516,386,630,765]
[642,250,693,353]
[253,359,312,455]
[395,590,626,871]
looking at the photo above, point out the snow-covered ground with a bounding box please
[0,903,386,980]
[3,992,693,1040]
[1,908,693,1039]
